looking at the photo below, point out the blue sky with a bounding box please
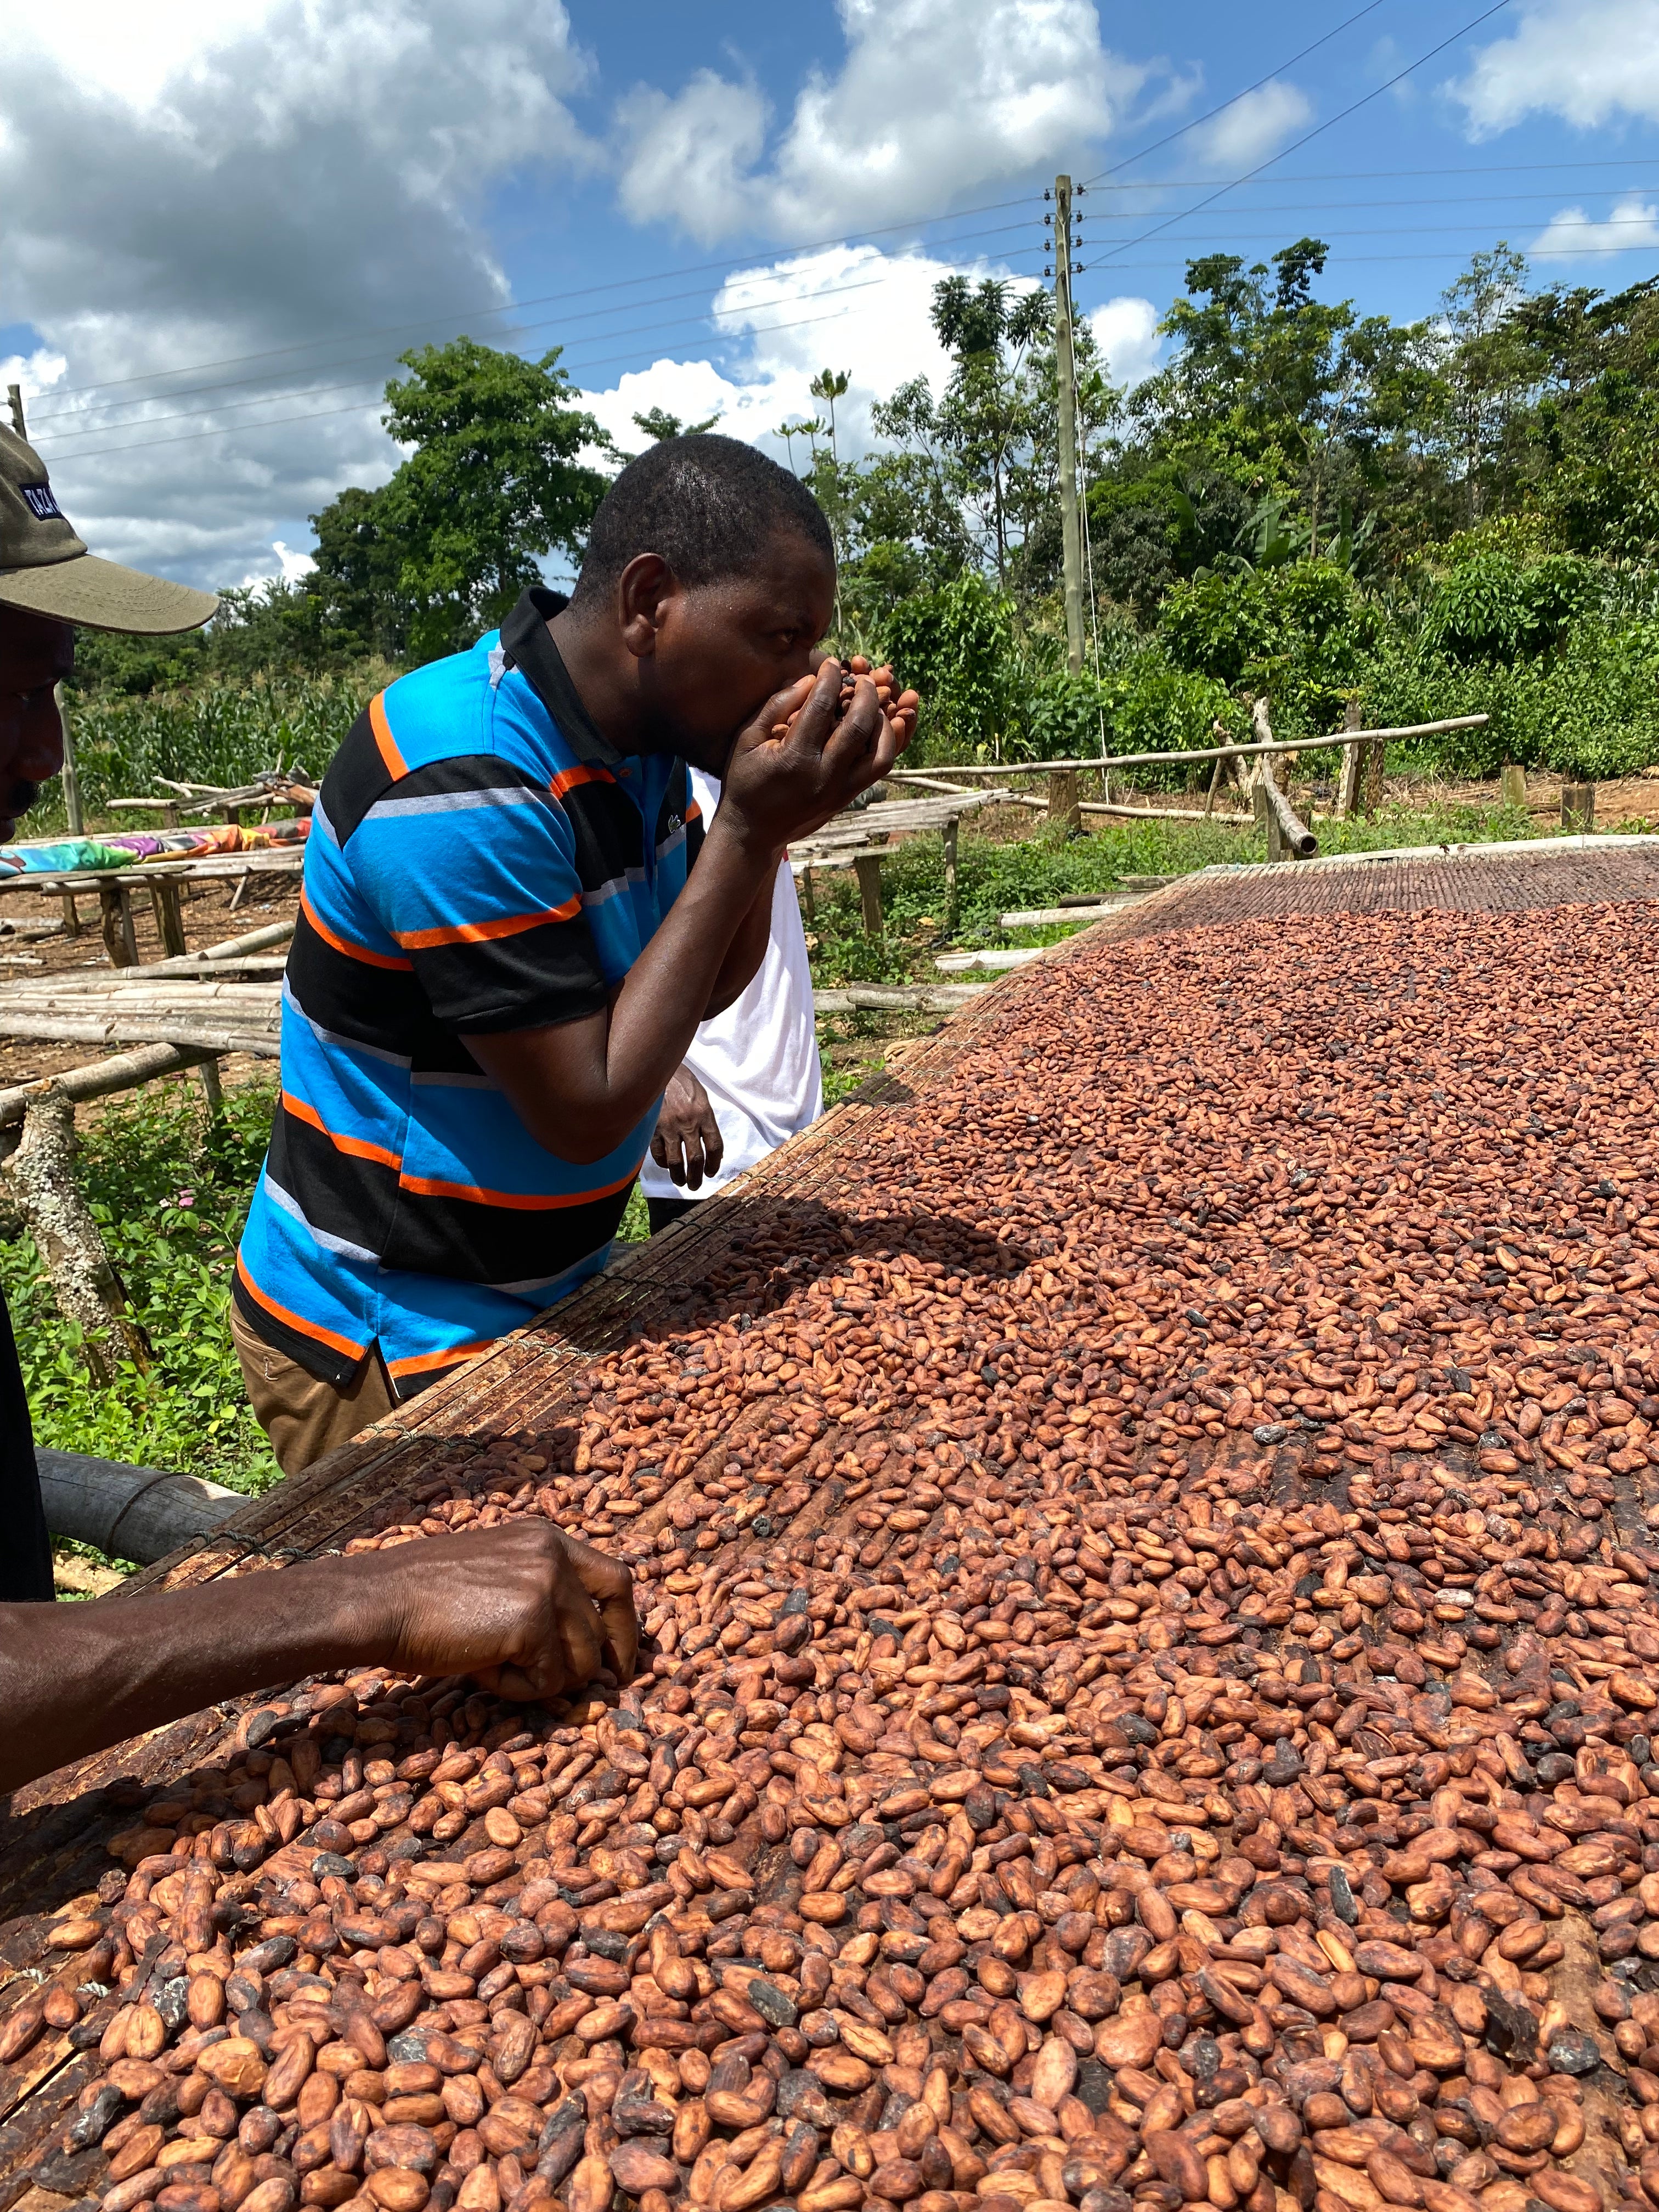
[4,0,1659,589]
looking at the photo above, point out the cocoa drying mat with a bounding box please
[2,835,1657,2200]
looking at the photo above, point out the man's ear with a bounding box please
[617,553,675,663]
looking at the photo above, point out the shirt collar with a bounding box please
[499,588,623,770]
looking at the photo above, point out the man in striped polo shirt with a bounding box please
[234,436,907,1474]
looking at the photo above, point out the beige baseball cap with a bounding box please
[0,422,219,634]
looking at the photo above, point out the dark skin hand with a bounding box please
[0,607,72,844]
[651,1064,723,1190]
[469,533,907,1164]
[0,1523,636,1797]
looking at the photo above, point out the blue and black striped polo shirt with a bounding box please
[235,589,703,1397]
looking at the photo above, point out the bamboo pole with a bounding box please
[0,1015,278,1056]
[0,1042,225,1130]
[887,713,1489,782]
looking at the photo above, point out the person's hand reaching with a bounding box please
[651,1065,724,1190]
[372,1523,638,1701]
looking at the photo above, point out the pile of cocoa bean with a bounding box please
[10,898,1659,2212]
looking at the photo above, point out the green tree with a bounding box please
[631,405,721,444]
[307,484,409,661]
[1433,245,1538,525]
[364,338,608,664]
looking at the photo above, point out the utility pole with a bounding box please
[5,386,24,439]
[1051,174,1085,676]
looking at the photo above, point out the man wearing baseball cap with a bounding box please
[0,420,218,1598]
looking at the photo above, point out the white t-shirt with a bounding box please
[639,767,823,1201]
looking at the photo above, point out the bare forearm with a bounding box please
[0,1558,390,1796]
[470,818,778,1158]
[702,853,779,1015]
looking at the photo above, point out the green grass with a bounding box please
[616,1182,651,1243]
[1,1080,283,1495]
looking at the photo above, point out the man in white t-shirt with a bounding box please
[640,764,822,1233]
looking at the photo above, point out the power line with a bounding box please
[1074,212,1659,257]
[37,177,1656,451]
[1096,157,1659,189]
[41,207,1659,469]
[1081,0,1389,187]
[36,286,1003,465]
[22,196,1045,415]
[33,249,1052,458]
[1091,0,1520,275]
[30,214,1051,439]
[2,4,1421,426]
[1082,185,1659,220]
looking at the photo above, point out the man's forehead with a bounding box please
[728,565,833,629]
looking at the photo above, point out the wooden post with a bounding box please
[1561,781,1596,830]
[198,1059,224,1113]
[98,882,138,968]
[55,684,83,837]
[854,850,883,935]
[60,894,81,939]
[1500,762,1527,810]
[942,815,960,932]
[1048,769,1082,836]
[800,867,816,926]
[1336,698,1363,818]
[150,878,188,959]
[1204,753,1226,817]
[1254,780,1285,862]
[1359,726,1387,817]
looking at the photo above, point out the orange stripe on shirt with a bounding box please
[391,896,582,950]
[385,1339,496,1381]
[397,1164,637,1210]
[369,690,407,781]
[550,761,614,800]
[236,1254,366,1362]
[281,1090,404,1173]
[300,888,414,971]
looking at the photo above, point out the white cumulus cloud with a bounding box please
[580,246,1163,484]
[2,0,596,589]
[1453,0,1659,134]
[616,0,1153,246]
[1531,196,1659,259]
[1089,297,1161,389]
[1197,79,1313,171]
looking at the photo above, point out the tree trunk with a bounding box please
[0,1088,151,1384]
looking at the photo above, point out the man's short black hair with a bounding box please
[572,433,834,606]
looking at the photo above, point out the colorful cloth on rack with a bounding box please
[0,815,310,874]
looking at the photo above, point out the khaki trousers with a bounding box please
[230,1301,398,1479]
